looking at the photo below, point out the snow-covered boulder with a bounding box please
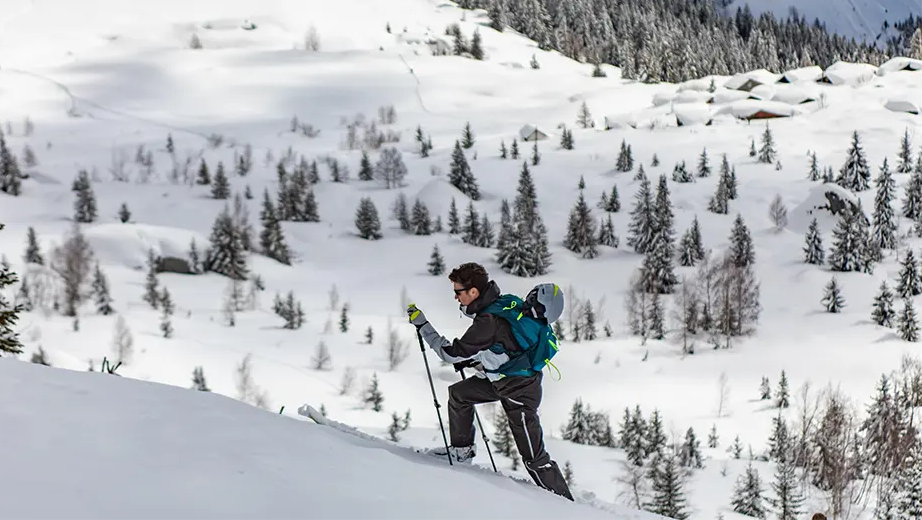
[652,91,675,107]
[876,57,922,76]
[789,183,869,234]
[820,61,878,86]
[885,98,920,115]
[82,223,207,273]
[779,66,823,83]
[674,105,713,126]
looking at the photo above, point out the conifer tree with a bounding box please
[871,280,895,328]
[616,140,633,172]
[837,131,871,192]
[648,292,665,337]
[758,124,776,164]
[731,461,767,519]
[899,297,919,342]
[364,372,384,412]
[391,193,411,232]
[142,249,160,309]
[461,122,475,149]
[808,151,820,181]
[0,228,24,354]
[604,184,620,212]
[709,159,731,214]
[760,376,771,400]
[821,276,845,313]
[895,442,922,517]
[258,189,291,265]
[646,452,690,520]
[678,216,704,267]
[560,129,574,150]
[24,226,43,265]
[749,138,757,157]
[461,201,481,246]
[651,154,660,167]
[728,166,738,199]
[679,427,703,468]
[72,169,98,223]
[339,304,350,333]
[492,410,515,457]
[828,205,873,273]
[898,249,922,297]
[359,150,374,181]
[728,213,755,268]
[577,101,594,129]
[159,287,174,339]
[488,0,506,31]
[197,159,211,185]
[470,29,484,60]
[499,140,507,159]
[708,424,719,448]
[872,158,897,252]
[563,461,574,486]
[627,173,655,254]
[427,244,445,275]
[510,139,519,159]
[776,371,790,409]
[192,367,210,391]
[770,454,804,520]
[803,217,824,265]
[478,214,495,248]
[355,197,383,240]
[497,161,551,277]
[447,198,460,234]
[211,161,230,199]
[671,161,693,183]
[897,129,914,174]
[118,203,131,223]
[496,199,512,250]
[531,140,540,166]
[204,206,249,280]
[903,165,922,220]
[410,199,432,235]
[598,214,618,247]
[564,191,599,259]
[697,148,711,177]
[91,263,114,315]
[449,140,479,200]
[769,194,788,231]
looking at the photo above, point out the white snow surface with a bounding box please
[0,0,922,518]
[0,359,650,520]
[727,0,922,45]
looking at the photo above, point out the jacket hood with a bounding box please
[459,280,501,317]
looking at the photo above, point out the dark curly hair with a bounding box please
[448,262,489,293]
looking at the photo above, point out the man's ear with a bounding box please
[469,287,480,300]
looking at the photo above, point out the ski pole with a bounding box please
[457,367,498,473]
[416,328,453,466]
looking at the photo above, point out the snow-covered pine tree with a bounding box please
[359,150,374,181]
[560,128,574,150]
[897,249,922,297]
[91,263,114,315]
[708,163,731,214]
[680,427,703,468]
[647,292,666,337]
[871,280,896,327]
[582,301,598,341]
[604,184,620,212]
[671,161,693,183]
[895,441,922,518]
[758,124,776,164]
[192,366,210,391]
[872,158,898,252]
[903,163,922,220]
[211,161,230,199]
[496,199,511,250]
[645,452,690,520]
[470,29,484,60]
[24,226,43,265]
[354,197,383,240]
[498,161,551,277]
[576,101,594,129]
[728,166,739,199]
[769,452,804,520]
[449,140,479,200]
[364,372,384,412]
[731,461,767,519]
[427,244,445,275]
[598,214,619,247]
[774,371,790,409]
[627,172,656,253]
[652,154,660,167]
[828,205,873,273]
[0,226,23,353]
[447,198,460,234]
[478,213,495,248]
[562,398,593,445]
[461,201,481,246]
[461,122,475,149]
[616,139,632,172]
[749,138,757,157]
[142,249,160,309]
[492,410,515,457]
[808,151,820,181]
[258,189,291,265]
[899,297,920,342]
[510,139,519,159]
[564,191,599,259]
[697,148,711,177]
[204,205,249,280]
[728,213,755,267]
[897,128,914,174]
[837,131,872,192]
[159,287,174,339]
[391,193,411,232]
[678,216,705,267]
[339,303,350,332]
[531,140,540,166]
[499,140,508,159]
[118,203,131,223]
[803,217,825,265]
[72,169,98,223]
[821,276,845,313]
[197,159,211,185]
[488,0,505,32]
[410,199,432,235]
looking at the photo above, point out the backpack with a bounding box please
[479,294,562,380]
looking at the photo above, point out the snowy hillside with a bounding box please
[1,0,922,518]
[727,0,920,45]
[0,358,656,519]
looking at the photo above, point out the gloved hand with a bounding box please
[407,303,429,328]
[453,359,479,371]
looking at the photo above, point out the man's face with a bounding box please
[453,282,479,307]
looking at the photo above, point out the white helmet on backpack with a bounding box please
[524,283,564,323]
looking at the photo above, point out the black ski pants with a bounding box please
[447,371,574,501]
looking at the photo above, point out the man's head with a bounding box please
[448,262,489,307]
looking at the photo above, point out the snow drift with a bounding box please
[0,359,648,519]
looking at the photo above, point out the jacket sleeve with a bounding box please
[443,314,499,358]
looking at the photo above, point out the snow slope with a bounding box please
[726,0,921,45]
[0,0,921,518]
[0,358,655,519]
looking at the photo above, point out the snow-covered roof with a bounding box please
[652,91,675,107]
[747,84,775,100]
[83,223,208,271]
[674,105,714,126]
[877,57,922,76]
[771,86,818,105]
[518,124,549,140]
[710,89,752,105]
[676,76,719,93]
[821,61,878,86]
[713,99,800,119]
[885,98,920,115]
[673,90,712,104]
[723,69,782,90]
[779,66,823,83]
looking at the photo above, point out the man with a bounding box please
[407,262,573,501]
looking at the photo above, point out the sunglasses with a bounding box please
[453,286,471,295]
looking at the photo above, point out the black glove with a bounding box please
[453,359,479,371]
